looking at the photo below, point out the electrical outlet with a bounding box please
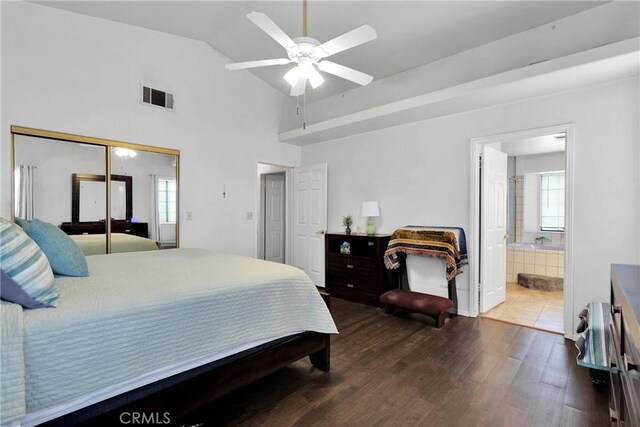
[246,212,253,220]
[186,211,193,221]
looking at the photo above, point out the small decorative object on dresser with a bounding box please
[342,215,353,235]
[325,233,395,306]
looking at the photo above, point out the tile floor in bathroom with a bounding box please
[481,282,564,334]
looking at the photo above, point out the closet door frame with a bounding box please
[10,125,181,253]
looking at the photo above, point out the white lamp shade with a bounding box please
[361,201,380,217]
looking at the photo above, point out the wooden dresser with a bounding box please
[609,264,640,426]
[324,233,395,306]
[60,221,149,238]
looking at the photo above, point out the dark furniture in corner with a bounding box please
[609,264,639,426]
[325,233,395,306]
[60,221,149,238]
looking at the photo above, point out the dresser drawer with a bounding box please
[327,273,385,293]
[328,254,377,274]
[326,283,379,306]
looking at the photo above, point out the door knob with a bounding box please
[316,229,325,235]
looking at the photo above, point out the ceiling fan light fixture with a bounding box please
[114,147,137,158]
[283,66,299,87]
[308,68,324,88]
[298,61,324,88]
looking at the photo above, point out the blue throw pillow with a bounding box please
[26,219,89,277]
[0,218,58,307]
[14,217,31,232]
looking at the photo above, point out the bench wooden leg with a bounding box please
[435,312,447,329]
[384,305,394,315]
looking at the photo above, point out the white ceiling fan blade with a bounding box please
[317,61,373,86]
[226,58,290,70]
[317,25,377,58]
[247,12,297,50]
[290,77,307,97]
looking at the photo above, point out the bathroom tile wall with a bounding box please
[506,247,565,283]
[514,176,524,242]
[507,178,516,244]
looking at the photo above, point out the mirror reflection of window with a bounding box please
[158,178,177,224]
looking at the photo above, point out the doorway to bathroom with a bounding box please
[256,163,290,264]
[469,124,574,337]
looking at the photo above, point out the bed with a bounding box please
[1,249,337,426]
[70,233,159,255]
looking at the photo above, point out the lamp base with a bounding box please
[366,217,375,236]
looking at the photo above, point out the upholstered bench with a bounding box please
[380,289,453,328]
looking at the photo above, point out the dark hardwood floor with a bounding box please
[178,298,608,427]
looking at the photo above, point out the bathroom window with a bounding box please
[540,173,565,232]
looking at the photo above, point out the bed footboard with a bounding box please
[43,332,331,426]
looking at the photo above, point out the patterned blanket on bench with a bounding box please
[383,227,468,280]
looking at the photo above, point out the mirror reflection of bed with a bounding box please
[13,134,178,255]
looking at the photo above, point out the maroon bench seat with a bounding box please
[380,289,453,328]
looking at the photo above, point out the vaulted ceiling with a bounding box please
[36,1,604,102]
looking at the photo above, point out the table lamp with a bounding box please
[361,201,380,236]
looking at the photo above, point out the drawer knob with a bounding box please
[347,284,354,288]
[346,264,354,269]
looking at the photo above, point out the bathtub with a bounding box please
[507,242,564,251]
[507,242,565,283]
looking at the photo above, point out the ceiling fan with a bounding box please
[225,1,377,97]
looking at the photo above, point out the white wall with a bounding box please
[1,2,301,255]
[514,151,565,175]
[302,77,640,323]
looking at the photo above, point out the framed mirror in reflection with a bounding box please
[11,127,180,255]
[72,174,133,222]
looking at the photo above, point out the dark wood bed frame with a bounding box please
[42,295,332,426]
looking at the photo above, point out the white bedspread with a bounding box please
[3,249,337,425]
[1,301,26,425]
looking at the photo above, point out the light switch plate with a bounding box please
[246,212,253,220]
[186,211,193,221]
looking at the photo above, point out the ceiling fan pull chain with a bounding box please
[303,91,307,130]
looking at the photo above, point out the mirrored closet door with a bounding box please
[14,134,108,253]
[109,147,178,253]
[11,126,180,255]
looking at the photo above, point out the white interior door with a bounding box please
[264,173,285,263]
[292,163,327,286]
[480,145,508,313]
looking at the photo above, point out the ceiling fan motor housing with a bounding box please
[289,37,323,63]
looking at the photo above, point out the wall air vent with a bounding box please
[142,85,174,110]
